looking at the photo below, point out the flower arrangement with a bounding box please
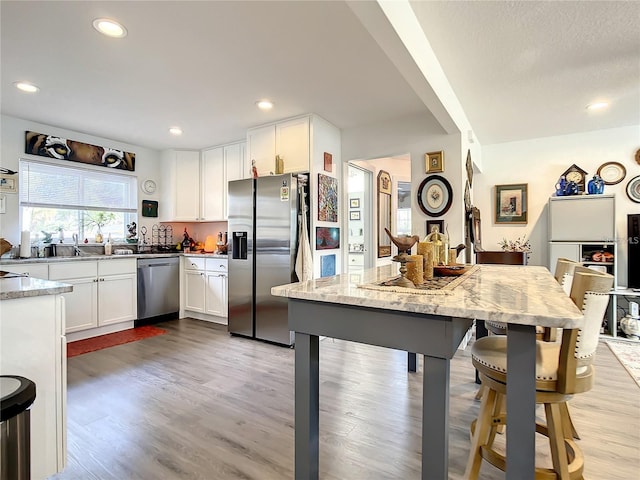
[498,235,531,252]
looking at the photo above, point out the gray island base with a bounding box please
[272,264,583,480]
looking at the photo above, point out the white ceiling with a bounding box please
[1,1,638,152]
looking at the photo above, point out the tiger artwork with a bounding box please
[25,131,135,171]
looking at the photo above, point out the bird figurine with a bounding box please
[384,228,420,254]
[384,228,421,288]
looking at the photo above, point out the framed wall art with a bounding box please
[350,198,360,208]
[417,175,453,217]
[0,174,17,193]
[426,219,445,237]
[425,151,444,173]
[318,173,338,222]
[316,227,340,250]
[495,183,528,224]
[350,211,361,221]
[324,152,333,172]
[320,254,336,277]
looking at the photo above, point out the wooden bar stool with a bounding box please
[465,269,613,479]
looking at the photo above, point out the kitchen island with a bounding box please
[1,275,72,479]
[272,264,583,480]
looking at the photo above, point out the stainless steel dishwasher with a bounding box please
[136,256,180,325]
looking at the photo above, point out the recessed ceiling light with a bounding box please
[14,82,40,93]
[93,18,127,38]
[256,100,274,111]
[586,102,609,111]
[169,127,183,136]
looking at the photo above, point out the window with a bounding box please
[19,159,137,242]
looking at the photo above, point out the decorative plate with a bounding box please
[626,175,640,204]
[597,161,626,185]
[417,175,453,217]
[141,179,156,194]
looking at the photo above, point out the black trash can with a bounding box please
[1,375,36,480]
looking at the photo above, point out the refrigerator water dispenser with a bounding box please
[232,232,247,260]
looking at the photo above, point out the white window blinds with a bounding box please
[19,159,137,213]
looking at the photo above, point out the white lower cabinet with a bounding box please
[182,256,227,324]
[49,259,137,334]
[0,293,66,479]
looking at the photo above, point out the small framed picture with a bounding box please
[495,183,528,224]
[0,174,17,193]
[324,152,333,172]
[426,219,445,236]
[350,198,360,208]
[350,211,361,221]
[425,151,444,173]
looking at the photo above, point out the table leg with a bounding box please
[295,332,319,480]
[422,355,450,480]
[408,352,417,372]
[506,324,536,480]
[475,320,488,383]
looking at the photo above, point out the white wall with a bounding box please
[342,112,467,258]
[0,115,162,245]
[310,114,342,278]
[474,125,639,286]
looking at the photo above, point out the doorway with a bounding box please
[346,153,411,273]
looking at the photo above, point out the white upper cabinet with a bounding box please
[276,116,310,174]
[247,115,310,177]
[201,147,225,221]
[247,124,276,176]
[162,143,246,222]
[160,150,201,221]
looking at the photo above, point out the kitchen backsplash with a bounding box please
[160,221,228,248]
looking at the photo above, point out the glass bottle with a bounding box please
[424,225,449,266]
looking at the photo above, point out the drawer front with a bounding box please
[0,263,49,279]
[206,258,228,272]
[184,257,206,271]
[49,261,98,280]
[349,254,364,266]
[98,258,137,276]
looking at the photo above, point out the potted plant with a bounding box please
[84,212,115,243]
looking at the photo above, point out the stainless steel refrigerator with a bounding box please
[228,174,303,346]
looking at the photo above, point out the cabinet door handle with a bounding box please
[93,278,98,283]
[99,278,105,282]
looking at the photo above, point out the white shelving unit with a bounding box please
[548,195,619,334]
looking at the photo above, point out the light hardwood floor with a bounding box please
[51,318,639,479]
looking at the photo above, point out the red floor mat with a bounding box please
[67,326,167,358]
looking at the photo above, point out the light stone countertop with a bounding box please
[271,264,584,329]
[0,252,227,265]
[0,276,72,300]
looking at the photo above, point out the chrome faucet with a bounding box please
[72,233,81,256]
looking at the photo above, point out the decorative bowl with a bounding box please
[434,264,469,276]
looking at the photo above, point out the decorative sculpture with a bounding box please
[384,228,420,288]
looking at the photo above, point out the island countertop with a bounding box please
[271,264,583,328]
[0,276,72,300]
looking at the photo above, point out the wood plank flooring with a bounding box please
[50,318,639,479]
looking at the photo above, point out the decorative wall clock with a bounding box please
[561,164,587,193]
[596,161,626,185]
[141,179,156,194]
[417,175,453,217]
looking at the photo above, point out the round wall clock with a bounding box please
[626,175,640,204]
[417,175,453,217]
[597,161,626,185]
[141,179,156,194]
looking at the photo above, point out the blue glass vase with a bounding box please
[587,175,604,194]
